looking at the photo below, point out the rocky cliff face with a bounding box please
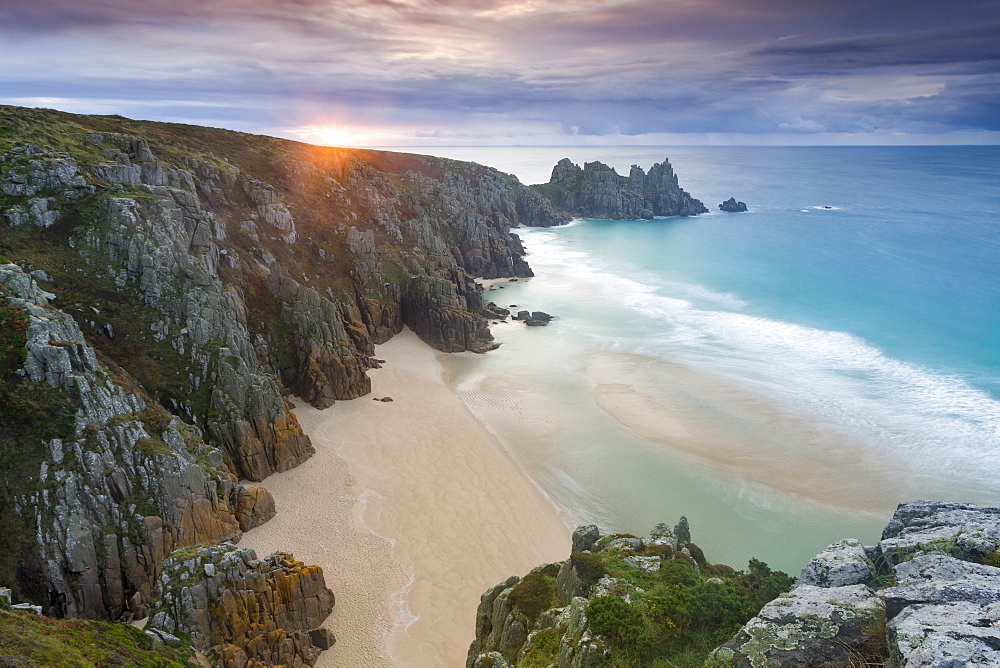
[0,262,274,621]
[531,157,708,219]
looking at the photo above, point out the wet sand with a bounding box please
[588,351,917,513]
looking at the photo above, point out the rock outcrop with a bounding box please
[147,544,334,667]
[468,520,794,668]
[531,157,707,219]
[717,500,1000,667]
[719,197,748,212]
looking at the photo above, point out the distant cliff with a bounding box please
[531,157,708,219]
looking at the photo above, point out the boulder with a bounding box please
[880,500,1000,564]
[714,584,883,666]
[882,555,1000,668]
[797,538,875,588]
[571,525,601,553]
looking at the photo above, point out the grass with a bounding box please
[0,607,198,666]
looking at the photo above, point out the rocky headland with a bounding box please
[530,157,708,219]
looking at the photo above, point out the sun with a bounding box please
[292,123,374,148]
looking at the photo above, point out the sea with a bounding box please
[394,146,1000,574]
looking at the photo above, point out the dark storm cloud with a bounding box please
[754,25,1000,74]
[2,0,998,142]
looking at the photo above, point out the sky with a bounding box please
[1,0,999,146]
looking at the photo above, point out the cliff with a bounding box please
[469,502,1000,667]
[0,105,568,660]
[531,157,708,219]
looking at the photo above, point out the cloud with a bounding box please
[1,0,998,142]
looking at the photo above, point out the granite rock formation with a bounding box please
[147,543,335,667]
[0,262,274,621]
[716,500,1000,667]
[531,157,708,219]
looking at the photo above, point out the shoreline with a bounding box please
[240,329,571,666]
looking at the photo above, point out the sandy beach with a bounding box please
[240,329,571,667]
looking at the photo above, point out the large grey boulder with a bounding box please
[713,584,883,666]
[571,525,601,553]
[797,538,875,588]
[888,601,1000,666]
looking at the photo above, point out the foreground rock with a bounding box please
[715,584,883,666]
[468,519,794,667]
[719,197,748,212]
[148,544,335,667]
[717,500,1000,667]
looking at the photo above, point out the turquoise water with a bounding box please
[415,146,1000,574]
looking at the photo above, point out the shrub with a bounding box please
[570,551,607,586]
[658,559,700,588]
[736,558,795,610]
[586,596,647,649]
[509,571,558,623]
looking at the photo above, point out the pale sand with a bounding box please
[241,330,571,667]
[588,351,916,514]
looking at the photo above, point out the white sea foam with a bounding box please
[522,224,1000,485]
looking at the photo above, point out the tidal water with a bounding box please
[404,146,1000,573]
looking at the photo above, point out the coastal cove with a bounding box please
[1,105,998,667]
[433,145,1000,574]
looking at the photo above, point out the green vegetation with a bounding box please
[518,627,562,668]
[0,607,197,667]
[508,565,560,624]
[569,551,607,588]
[980,549,1000,568]
[575,552,792,667]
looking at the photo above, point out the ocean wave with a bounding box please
[524,226,1000,481]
